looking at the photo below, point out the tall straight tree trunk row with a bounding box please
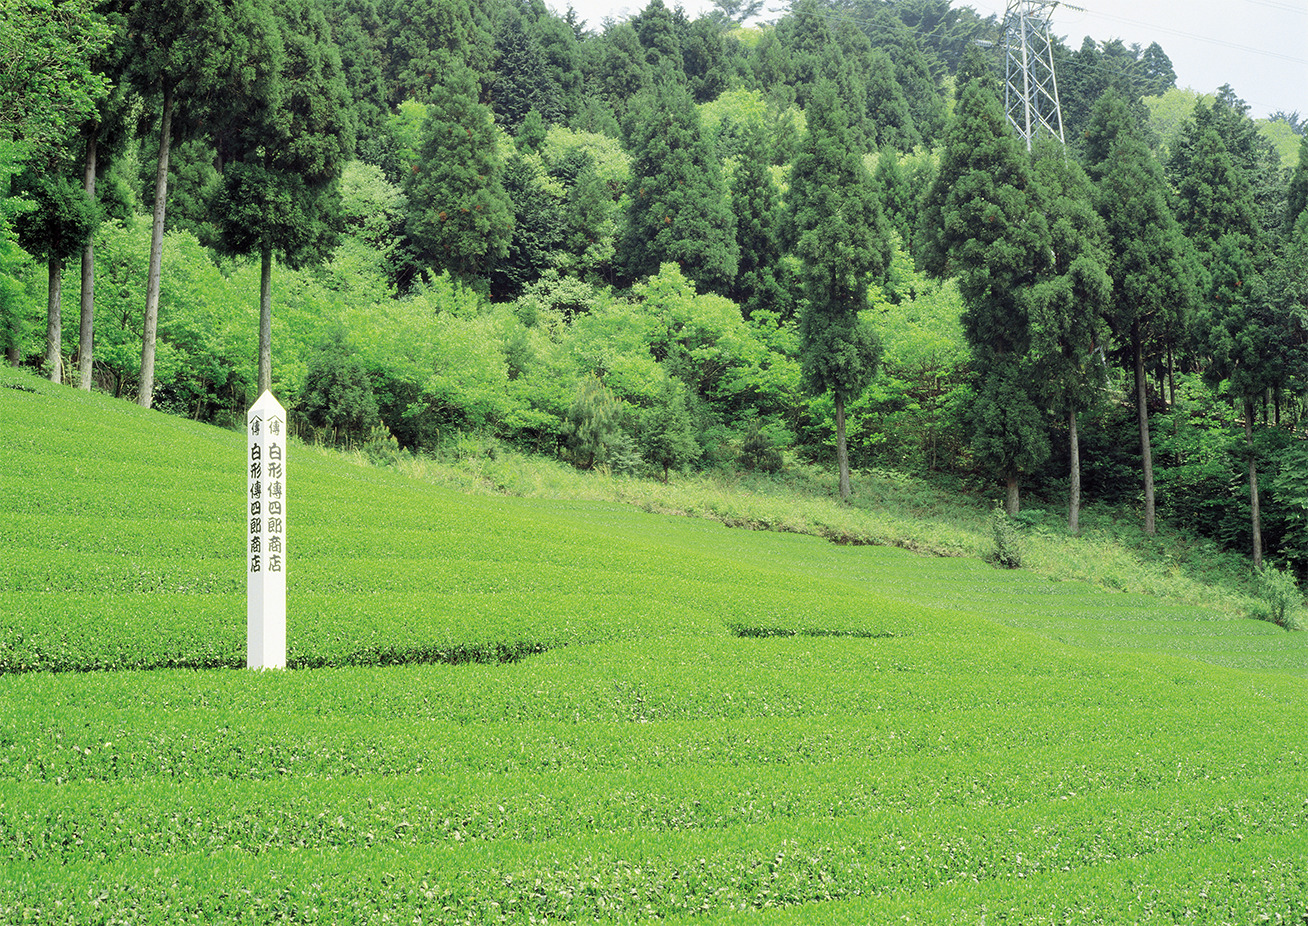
[1244,398,1262,570]
[1133,323,1156,536]
[139,82,173,410]
[79,124,99,392]
[45,257,63,384]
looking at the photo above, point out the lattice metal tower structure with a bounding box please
[1001,1,1069,150]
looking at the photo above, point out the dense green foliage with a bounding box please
[3,0,1307,583]
[404,65,513,283]
[620,75,738,293]
[0,0,111,155]
[1085,90,1200,536]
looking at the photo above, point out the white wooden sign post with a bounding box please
[247,391,287,669]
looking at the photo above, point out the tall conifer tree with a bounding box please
[1028,141,1113,533]
[121,0,281,407]
[920,80,1051,514]
[728,123,784,319]
[864,8,948,146]
[632,0,682,75]
[74,21,131,393]
[620,76,738,294]
[874,148,913,249]
[210,0,356,397]
[10,171,98,384]
[1169,101,1259,252]
[592,24,648,124]
[864,49,920,151]
[1085,89,1197,535]
[1197,236,1278,567]
[789,80,889,501]
[491,7,562,133]
[380,0,493,106]
[404,65,514,284]
[1286,134,1308,232]
[1172,104,1279,567]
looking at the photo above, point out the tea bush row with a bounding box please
[2,740,1303,864]
[1,798,1303,923]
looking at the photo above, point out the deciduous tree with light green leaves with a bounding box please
[0,0,110,154]
[788,79,890,502]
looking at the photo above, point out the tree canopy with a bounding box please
[4,0,1306,575]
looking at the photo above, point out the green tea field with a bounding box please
[2,368,1307,923]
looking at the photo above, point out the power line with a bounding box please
[1049,3,1307,114]
[1060,7,1308,66]
[968,0,1305,64]
[1242,0,1307,16]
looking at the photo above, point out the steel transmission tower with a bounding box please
[1001,1,1071,150]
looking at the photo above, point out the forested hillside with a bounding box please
[3,0,1307,576]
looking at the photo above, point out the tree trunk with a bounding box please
[1005,472,1019,516]
[258,244,273,396]
[835,393,851,502]
[1133,322,1156,535]
[1068,407,1080,535]
[1245,397,1263,570]
[139,82,174,409]
[1166,343,1176,408]
[78,124,99,392]
[46,256,63,384]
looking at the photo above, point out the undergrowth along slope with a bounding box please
[373,430,1267,617]
[2,365,1301,675]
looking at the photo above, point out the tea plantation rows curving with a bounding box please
[2,370,1307,923]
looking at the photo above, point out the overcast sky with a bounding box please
[553,1,1308,120]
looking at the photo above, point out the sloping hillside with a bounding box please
[2,368,1306,923]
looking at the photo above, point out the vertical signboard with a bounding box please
[247,391,286,669]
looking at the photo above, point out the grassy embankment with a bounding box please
[378,430,1271,619]
[2,365,1306,923]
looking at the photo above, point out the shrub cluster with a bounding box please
[988,504,1023,569]
[1252,562,1304,631]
